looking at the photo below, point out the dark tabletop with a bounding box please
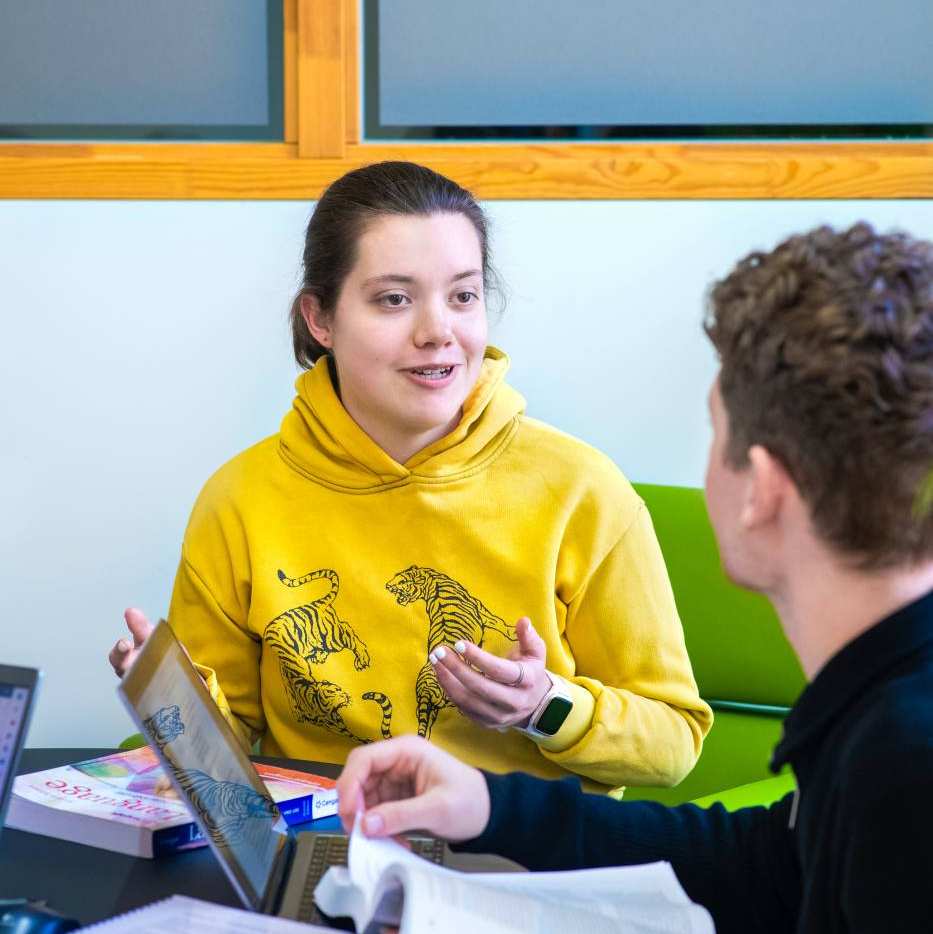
[0,749,343,927]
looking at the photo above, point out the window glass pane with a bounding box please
[0,0,282,140]
[366,0,933,140]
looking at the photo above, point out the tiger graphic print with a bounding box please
[271,568,370,670]
[362,691,393,740]
[143,704,185,751]
[265,568,392,742]
[386,566,516,738]
[169,767,277,847]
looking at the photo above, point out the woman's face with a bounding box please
[304,212,489,463]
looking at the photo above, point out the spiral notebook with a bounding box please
[83,895,332,932]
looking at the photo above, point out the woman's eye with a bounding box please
[380,293,409,307]
[454,291,478,305]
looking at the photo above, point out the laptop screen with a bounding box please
[118,621,287,910]
[0,664,40,837]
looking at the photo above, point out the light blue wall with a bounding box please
[4,198,933,746]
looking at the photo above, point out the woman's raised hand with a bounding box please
[108,607,153,677]
[428,616,551,731]
[337,735,490,843]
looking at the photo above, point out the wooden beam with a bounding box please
[1,141,932,200]
[283,0,298,143]
[296,0,346,159]
[345,0,360,144]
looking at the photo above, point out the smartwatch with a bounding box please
[517,673,574,738]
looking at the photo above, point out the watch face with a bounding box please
[535,696,573,736]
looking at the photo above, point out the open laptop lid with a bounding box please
[118,620,288,910]
[0,664,41,839]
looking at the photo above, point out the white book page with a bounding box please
[468,860,690,901]
[397,865,713,934]
[348,819,451,928]
[317,823,714,934]
[82,895,332,933]
[315,822,454,930]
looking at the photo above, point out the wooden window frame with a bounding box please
[1,0,931,200]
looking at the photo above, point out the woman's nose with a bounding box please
[413,301,454,347]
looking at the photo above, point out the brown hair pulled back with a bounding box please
[705,222,933,569]
[289,161,498,369]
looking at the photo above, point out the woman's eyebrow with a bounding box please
[361,273,416,287]
[361,270,482,288]
[450,269,482,283]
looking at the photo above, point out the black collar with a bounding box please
[770,588,933,771]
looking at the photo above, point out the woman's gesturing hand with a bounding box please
[428,616,551,731]
[337,735,490,843]
[108,607,153,677]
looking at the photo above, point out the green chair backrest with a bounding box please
[119,732,146,751]
[690,772,796,812]
[633,483,805,708]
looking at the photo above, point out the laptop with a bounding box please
[118,620,444,924]
[0,664,41,839]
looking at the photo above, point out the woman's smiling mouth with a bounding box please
[404,364,458,386]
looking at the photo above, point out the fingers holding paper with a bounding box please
[336,736,490,843]
[430,616,551,730]
[108,607,153,678]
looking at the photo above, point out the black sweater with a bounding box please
[460,591,933,933]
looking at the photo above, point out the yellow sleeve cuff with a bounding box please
[194,662,254,753]
[529,676,596,753]
[194,662,222,701]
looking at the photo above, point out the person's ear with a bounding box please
[740,445,789,529]
[300,293,333,349]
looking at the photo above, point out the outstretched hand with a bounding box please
[108,607,153,678]
[429,616,551,731]
[337,735,490,843]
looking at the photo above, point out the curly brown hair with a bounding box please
[705,222,933,569]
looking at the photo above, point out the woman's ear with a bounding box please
[300,293,333,349]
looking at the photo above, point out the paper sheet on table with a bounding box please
[81,894,333,933]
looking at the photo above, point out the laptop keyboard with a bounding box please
[297,833,446,925]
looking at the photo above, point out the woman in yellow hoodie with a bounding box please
[110,162,711,793]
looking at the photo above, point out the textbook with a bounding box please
[6,746,338,858]
[315,820,715,934]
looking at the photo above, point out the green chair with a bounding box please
[691,772,796,811]
[623,483,806,807]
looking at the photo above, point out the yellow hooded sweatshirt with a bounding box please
[169,348,711,792]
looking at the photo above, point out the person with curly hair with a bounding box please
[336,222,933,933]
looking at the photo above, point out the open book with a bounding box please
[314,821,714,934]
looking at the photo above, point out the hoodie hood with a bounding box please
[278,346,526,491]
